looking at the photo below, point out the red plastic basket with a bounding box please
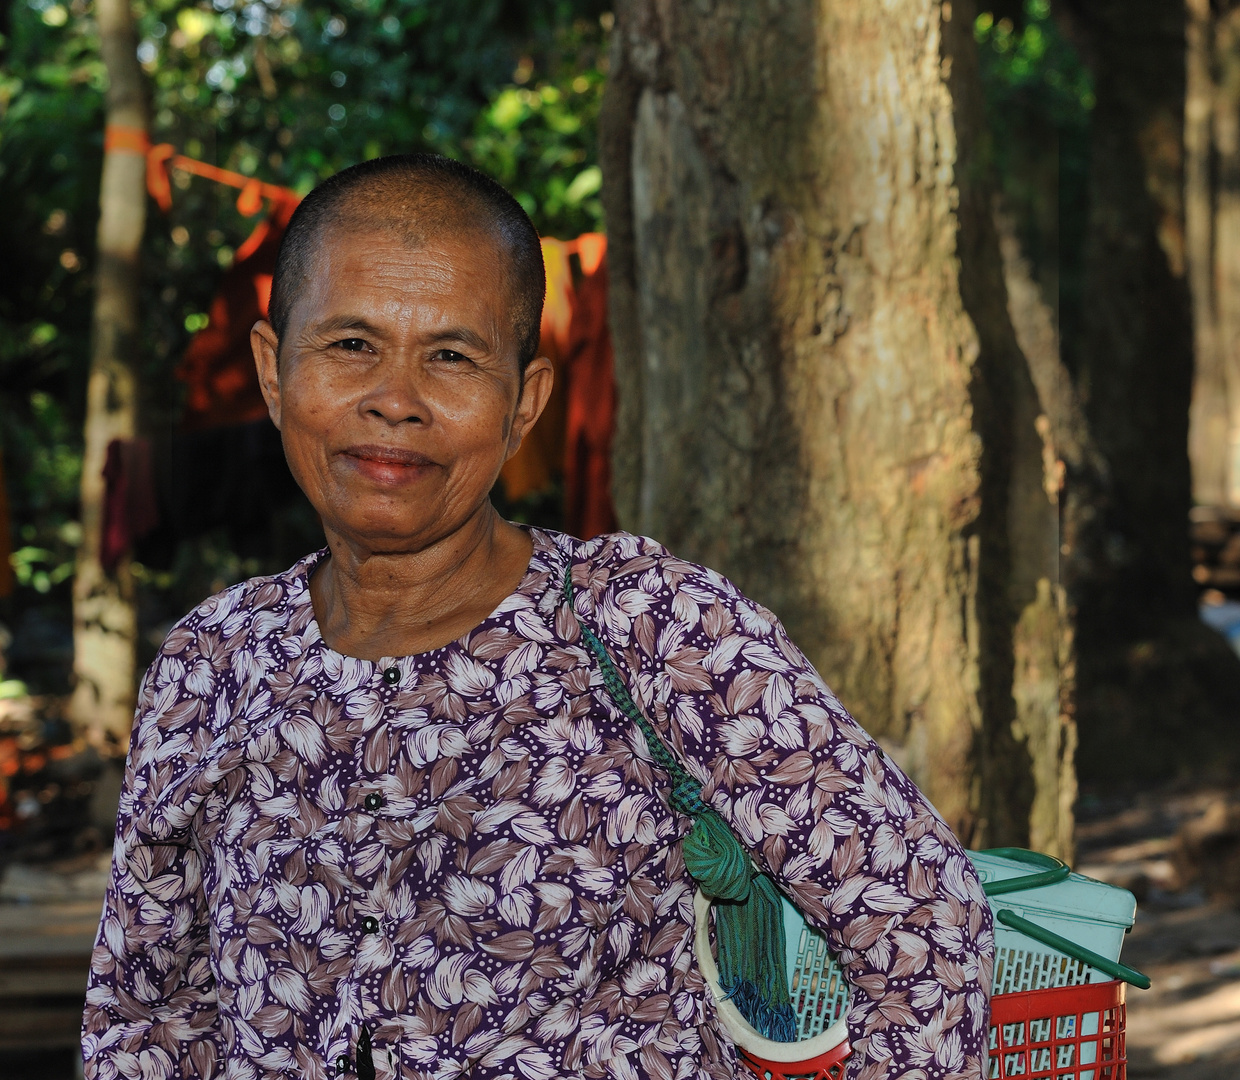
[738,1039,851,1080]
[989,980,1127,1080]
[737,981,1127,1080]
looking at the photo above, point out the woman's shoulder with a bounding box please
[535,528,767,628]
[153,549,321,663]
[536,528,733,589]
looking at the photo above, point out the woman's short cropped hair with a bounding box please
[268,153,546,370]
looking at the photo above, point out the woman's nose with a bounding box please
[358,363,428,426]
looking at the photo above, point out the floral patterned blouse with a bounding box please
[83,529,993,1080]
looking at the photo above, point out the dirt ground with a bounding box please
[1076,789,1240,1077]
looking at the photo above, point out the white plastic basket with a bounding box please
[971,850,1137,994]
[784,896,850,1040]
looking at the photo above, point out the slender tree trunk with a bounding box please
[1063,0,1194,622]
[602,0,1071,850]
[1186,0,1229,509]
[69,0,145,749]
[1194,2,1240,512]
[996,207,1084,860]
[1216,8,1240,511]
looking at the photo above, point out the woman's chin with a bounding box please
[326,518,433,549]
[321,503,484,552]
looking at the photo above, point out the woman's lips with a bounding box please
[340,444,438,484]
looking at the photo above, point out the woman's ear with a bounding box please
[251,320,283,430]
[506,356,555,461]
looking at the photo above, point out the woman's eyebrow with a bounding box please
[312,315,386,338]
[308,317,494,354]
[426,326,492,353]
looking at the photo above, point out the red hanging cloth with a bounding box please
[561,238,617,539]
[100,437,160,573]
[144,143,301,431]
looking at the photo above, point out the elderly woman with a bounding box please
[82,155,992,1080]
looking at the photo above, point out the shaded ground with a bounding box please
[1076,789,1240,1077]
[0,857,102,1080]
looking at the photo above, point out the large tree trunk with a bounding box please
[69,0,145,750]
[1058,0,1240,782]
[602,0,1072,851]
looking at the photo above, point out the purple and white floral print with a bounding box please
[83,529,993,1080]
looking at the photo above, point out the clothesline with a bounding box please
[146,143,300,217]
[106,123,301,221]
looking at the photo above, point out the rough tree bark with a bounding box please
[69,0,145,749]
[602,0,1073,851]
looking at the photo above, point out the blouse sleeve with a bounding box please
[82,623,225,1080]
[600,553,994,1080]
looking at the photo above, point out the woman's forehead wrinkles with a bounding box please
[314,236,495,300]
[286,224,517,363]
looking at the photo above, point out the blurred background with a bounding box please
[4,0,1240,1075]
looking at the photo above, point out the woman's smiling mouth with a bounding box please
[340,444,439,483]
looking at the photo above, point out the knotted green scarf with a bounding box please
[564,568,797,1042]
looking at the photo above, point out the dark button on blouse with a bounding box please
[364,792,384,812]
[335,1054,350,1074]
[382,666,400,685]
[361,916,380,935]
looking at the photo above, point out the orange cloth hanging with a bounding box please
[498,239,574,503]
[145,143,297,215]
[175,195,299,430]
[144,143,303,430]
[498,234,617,538]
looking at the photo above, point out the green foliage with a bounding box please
[5,391,81,593]
[4,388,82,599]
[0,0,103,620]
[462,26,606,237]
[0,0,608,639]
[975,3,1094,125]
[130,0,608,237]
[975,0,1093,337]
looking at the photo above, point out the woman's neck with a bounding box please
[309,503,534,660]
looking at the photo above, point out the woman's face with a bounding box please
[251,225,552,553]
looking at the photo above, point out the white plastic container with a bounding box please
[971,849,1137,994]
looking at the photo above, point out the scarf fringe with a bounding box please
[720,977,799,1043]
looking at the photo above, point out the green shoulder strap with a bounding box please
[563,565,797,1041]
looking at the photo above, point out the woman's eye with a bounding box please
[332,338,368,352]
